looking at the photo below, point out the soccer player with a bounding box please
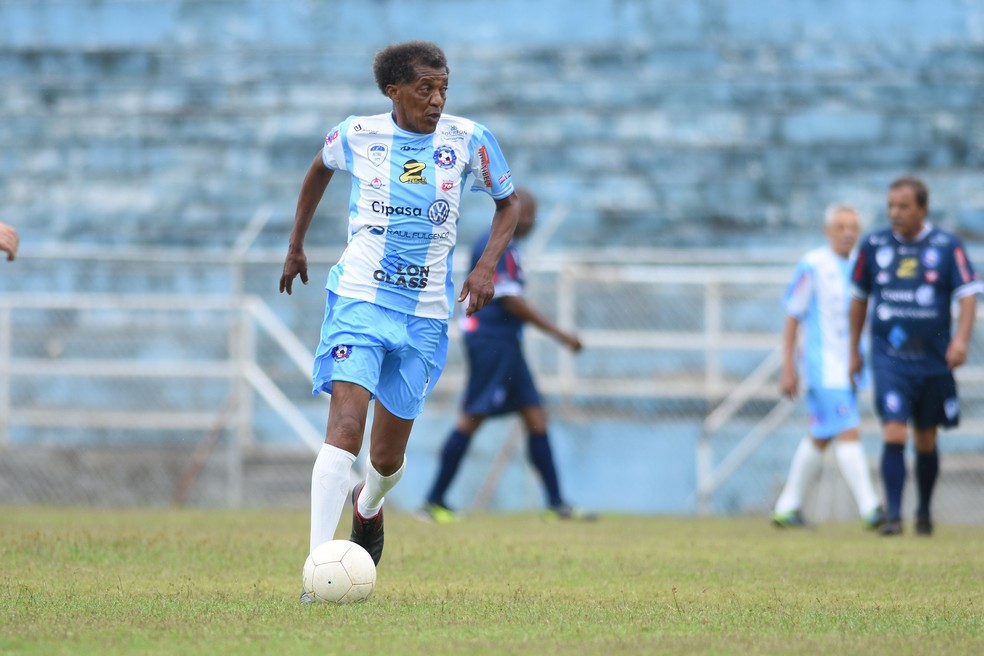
[771,204,885,530]
[279,41,519,601]
[849,176,983,536]
[419,188,595,523]
[0,222,18,261]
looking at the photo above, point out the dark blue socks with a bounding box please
[426,429,471,507]
[881,443,906,521]
[528,433,563,507]
[915,449,939,518]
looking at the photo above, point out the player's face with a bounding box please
[388,63,448,134]
[887,186,927,240]
[825,209,859,258]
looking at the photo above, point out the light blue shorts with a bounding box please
[805,387,860,439]
[312,292,449,420]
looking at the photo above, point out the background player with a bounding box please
[279,41,519,600]
[771,204,884,529]
[419,187,595,523]
[849,176,982,536]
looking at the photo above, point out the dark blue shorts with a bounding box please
[872,366,960,429]
[461,334,541,416]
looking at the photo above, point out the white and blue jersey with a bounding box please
[321,112,514,320]
[851,224,983,376]
[784,245,856,391]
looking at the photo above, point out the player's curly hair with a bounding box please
[372,41,448,95]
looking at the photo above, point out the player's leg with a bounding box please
[913,426,938,535]
[309,382,372,553]
[519,404,564,508]
[911,372,957,536]
[832,427,884,527]
[773,387,835,527]
[879,421,908,535]
[423,413,485,521]
[772,435,826,527]
[873,367,915,535]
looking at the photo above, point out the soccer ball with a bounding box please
[302,540,376,604]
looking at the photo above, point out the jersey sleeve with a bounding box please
[466,125,514,200]
[850,239,873,299]
[782,260,813,319]
[321,117,352,171]
[951,240,984,300]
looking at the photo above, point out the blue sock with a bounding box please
[527,433,563,507]
[426,429,471,507]
[915,449,939,518]
[881,443,906,521]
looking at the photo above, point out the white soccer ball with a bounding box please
[302,540,376,604]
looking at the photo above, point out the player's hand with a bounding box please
[848,351,863,390]
[562,332,583,353]
[779,367,798,398]
[280,250,309,295]
[946,337,969,369]
[458,267,495,316]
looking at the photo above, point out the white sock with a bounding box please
[310,444,357,554]
[357,456,406,518]
[834,440,881,517]
[774,437,823,514]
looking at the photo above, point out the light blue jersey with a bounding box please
[321,112,514,319]
[783,245,856,391]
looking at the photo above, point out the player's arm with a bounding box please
[946,294,977,369]
[458,193,519,316]
[0,222,18,261]
[779,315,800,398]
[280,153,334,294]
[499,295,582,352]
[848,297,868,384]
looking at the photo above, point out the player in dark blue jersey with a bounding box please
[849,176,983,536]
[419,188,595,523]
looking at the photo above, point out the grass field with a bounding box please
[1,505,982,655]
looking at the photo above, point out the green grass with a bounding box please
[1,506,982,655]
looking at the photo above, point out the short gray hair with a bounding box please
[823,203,860,227]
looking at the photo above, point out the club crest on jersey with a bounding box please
[433,146,456,168]
[367,143,388,167]
[921,248,940,268]
[331,345,353,362]
[875,246,894,269]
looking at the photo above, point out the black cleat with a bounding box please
[350,483,384,565]
[879,519,903,536]
[915,514,934,536]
